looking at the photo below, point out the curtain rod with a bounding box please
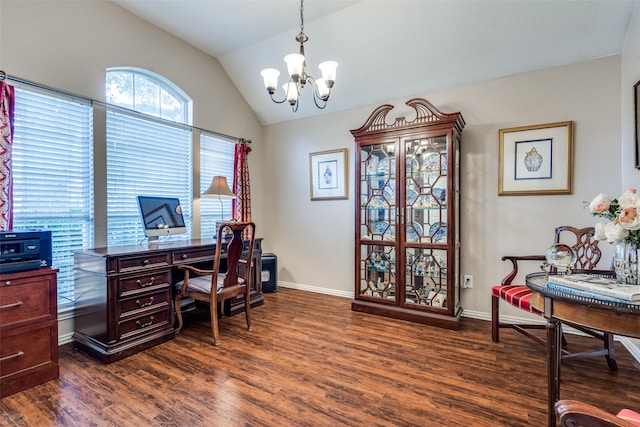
[0,70,250,145]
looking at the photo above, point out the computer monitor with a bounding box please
[137,196,187,241]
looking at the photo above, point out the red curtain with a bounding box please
[232,139,251,223]
[0,80,15,230]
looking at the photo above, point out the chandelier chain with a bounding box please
[300,0,305,35]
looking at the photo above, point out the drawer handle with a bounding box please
[136,297,154,308]
[136,316,154,328]
[0,301,23,310]
[136,277,155,288]
[181,254,188,259]
[143,259,150,265]
[0,351,24,362]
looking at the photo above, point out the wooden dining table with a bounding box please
[525,272,640,427]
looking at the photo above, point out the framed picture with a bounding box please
[498,121,573,196]
[309,148,348,200]
[635,80,640,169]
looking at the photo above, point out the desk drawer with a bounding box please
[172,247,215,265]
[0,322,56,380]
[1,278,54,329]
[118,307,171,341]
[118,270,171,298]
[117,253,171,273]
[119,290,171,318]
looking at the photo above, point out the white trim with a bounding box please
[277,280,352,299]
[58,309,75,345]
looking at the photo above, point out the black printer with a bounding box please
[0,229,52,274]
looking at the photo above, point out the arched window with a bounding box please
[105,68,194,246]
[106,67,192,124]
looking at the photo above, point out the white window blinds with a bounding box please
[11,87,94,310]
[106,108,193,246]
[200,133,235,239]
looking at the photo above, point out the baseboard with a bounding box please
[277,282,640,363]
[58,308,75,346]
[277,280,353,298]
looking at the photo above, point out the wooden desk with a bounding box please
[73,238,262,363]
[526,272,640,427]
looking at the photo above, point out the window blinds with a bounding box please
[200,132,236,239]
[106,108,194,246]
[11,88,94,310]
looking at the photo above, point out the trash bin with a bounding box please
[262,253,277,292]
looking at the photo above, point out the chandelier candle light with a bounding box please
[260,0,338,112]
[588,189,640,285]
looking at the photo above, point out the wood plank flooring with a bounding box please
[1,288,639,426]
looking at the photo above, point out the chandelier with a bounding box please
[260,0,338,112]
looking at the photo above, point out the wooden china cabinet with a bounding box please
[351,98,465,329]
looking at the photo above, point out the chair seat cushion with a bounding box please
[617,409,640,426]
[175,274,244,295]
[492,285,542,314]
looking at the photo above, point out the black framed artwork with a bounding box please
[635,80,640,169]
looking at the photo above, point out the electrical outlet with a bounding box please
[463,275,474,288]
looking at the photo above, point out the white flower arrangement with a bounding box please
[588,189,640,246]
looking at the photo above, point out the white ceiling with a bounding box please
[112,0,637,125]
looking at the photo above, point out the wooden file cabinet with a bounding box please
[0,268,59,398]
[73,238,263,363]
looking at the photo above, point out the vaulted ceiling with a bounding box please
[112,0,637,125]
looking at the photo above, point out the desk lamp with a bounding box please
[202,176,236,232]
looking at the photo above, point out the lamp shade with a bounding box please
[315,78,330,99]
[283,82,298,105]
[203,176,236,199]
[260,68,280,91]
[284,53,305,80]
[318,61,338,86]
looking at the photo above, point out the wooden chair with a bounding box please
[174,221,255,345]
[555,400,640,427]
[491,225,618,370]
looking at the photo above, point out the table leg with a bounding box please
[546,317,562,427]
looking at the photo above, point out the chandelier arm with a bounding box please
[307,77,330,109]
[268,92,289,104]
[312,95,328,110]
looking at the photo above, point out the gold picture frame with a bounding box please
[309,148,348,200]
[498,121,573,196]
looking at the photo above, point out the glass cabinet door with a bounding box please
[358,143,397,301]
[403,136,449,308]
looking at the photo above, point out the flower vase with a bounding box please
[614,241,640,285]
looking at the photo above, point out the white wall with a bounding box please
[621,2,640,355]
[264,56,622,320]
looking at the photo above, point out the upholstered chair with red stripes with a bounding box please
[491,225,618,370]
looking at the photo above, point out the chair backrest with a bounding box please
[554,226,602,271]
[213,221,256,288]
[555,400,639,427]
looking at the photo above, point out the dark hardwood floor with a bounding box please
[1,288,639,426]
